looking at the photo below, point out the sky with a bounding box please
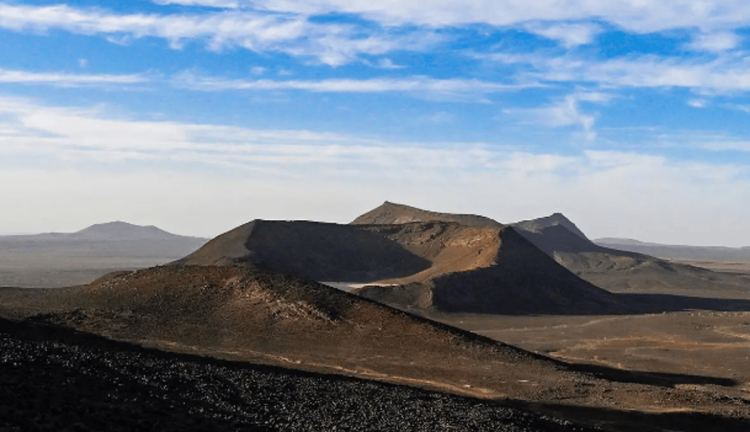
[1,1,750,246]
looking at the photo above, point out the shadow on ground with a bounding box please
[619,293,750,314]
[567,361,738,388]
[506,400,750,432]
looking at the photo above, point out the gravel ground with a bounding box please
[0,318,593,432]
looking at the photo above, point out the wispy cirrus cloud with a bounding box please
[483,51,750,94]
[0,3,439,66]
[0,94,503,170]
[686,32,742,52]
[524,22,603,48]
[152,0,750,34]
[503,92,610,140]
[170,71,540,100]
[0,68,149,87]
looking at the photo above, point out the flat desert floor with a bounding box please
[434,310,750,394]
[673,260,750,275]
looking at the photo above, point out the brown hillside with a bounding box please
[171,215,629,315]
[172,220,430,282]
[0,266,583,402]
[512,214,750,295]
[352,201,501,227]
[356,222,632,315]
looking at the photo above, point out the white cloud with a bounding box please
[377,58,404,69]
[688,98,707,108]
[0,3,438,66]
[525,22,602,48]
[250,66,266,75]
[505,93,601,140]
[1,94,749,246]
[0,68,148,87]
[171,71,538,100]
[0,94,502,170]
[686,32,742,52]
[483,52,750,94]
[152,0,750,34]
[701,141,750,151]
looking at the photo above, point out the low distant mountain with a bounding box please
[594,238,750,263]
[174,214,631,315]
[1,221,205,243]
[0,222,208,288]
[511,214,750,295]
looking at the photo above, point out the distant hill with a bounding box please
[174,214,632,315]
[511,214,750,295]
[0,222,208,288]
[70,221,186,241]
[1,221,205,243]
[595,238,750,263]
[512,212,589,241]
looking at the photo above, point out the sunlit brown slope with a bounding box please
[352,201,502,227]
[512,214,750,295]
[355,222,632,314]
[0,265,585,401]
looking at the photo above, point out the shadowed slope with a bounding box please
[356,222,632,315]
[512,214,750,295]
[172,220,431,282]
[173,214,629,315]
[352,201,502,227]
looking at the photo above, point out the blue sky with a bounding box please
[2,1,750,246]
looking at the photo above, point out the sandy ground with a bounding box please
[434,311,750,392]
[672,260,750,274]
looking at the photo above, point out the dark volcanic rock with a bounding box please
[0,318,590,432]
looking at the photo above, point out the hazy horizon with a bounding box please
[1,208,749,249]
[2,1,750,246]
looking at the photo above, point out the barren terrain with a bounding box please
[3,266,750,431]
[0,222,207,287]
[3,207,750,431]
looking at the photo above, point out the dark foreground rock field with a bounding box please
[0,318,591,432]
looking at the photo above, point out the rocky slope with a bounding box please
[511,214,750,295]
[0,317,592,432]
[171,215,628,315]
[3,266,750,431]
[355,222,631,314]
[352,201,501,227]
